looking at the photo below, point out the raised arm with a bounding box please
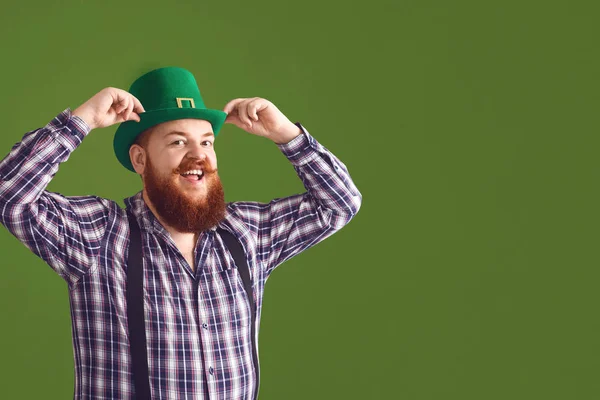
[0,88,145,286]
[222,97,362,276]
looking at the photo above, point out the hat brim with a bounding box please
[113,107,227,172]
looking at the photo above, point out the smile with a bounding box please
[179,173,205,185]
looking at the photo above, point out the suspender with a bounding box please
[126,211,151,399]
[126,211,259,399]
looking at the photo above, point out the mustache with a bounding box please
[174,160,216,175]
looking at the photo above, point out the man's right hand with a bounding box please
[72,87,145,131]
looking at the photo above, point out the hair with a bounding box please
[133,126,154,150]
[131,126,156,180]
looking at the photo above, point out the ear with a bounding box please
[129,144,147,175]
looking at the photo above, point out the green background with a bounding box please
[0,0,598,398]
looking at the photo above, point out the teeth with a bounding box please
[182,169,204,176]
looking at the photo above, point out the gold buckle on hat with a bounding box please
[176,98,196,108]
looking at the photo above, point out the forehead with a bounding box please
[151,118,214,139]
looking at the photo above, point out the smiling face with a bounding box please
[129,118,226,233]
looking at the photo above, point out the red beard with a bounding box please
[143,156,226,233]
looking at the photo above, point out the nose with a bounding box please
[187,143,209,160]
[189,152,207,162]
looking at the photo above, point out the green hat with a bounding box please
[113,66,227,172]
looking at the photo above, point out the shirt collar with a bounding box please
[123,191,166,234]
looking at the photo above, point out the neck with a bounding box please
[142,189,199,244]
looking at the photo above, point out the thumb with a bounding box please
[120,111,142,123]
[224,113,244,128]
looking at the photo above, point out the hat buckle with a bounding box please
[176,97,196,108]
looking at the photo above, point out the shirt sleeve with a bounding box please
[227,123,362,277]
[0,108,112,287]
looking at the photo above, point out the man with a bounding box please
[0,66,361,399]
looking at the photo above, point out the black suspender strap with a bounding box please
[126,211,152,399]
[126,211,259,400]
[216,228,259,400]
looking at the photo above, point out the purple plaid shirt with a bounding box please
[0,109,361,399]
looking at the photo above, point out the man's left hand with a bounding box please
[223,97,301,144]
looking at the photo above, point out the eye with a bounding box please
[172,139,185,145]
[202,140,214,147]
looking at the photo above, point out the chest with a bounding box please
[181,250,195,272]
[173,242,196,272]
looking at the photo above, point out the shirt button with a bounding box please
[209,367,214,375]
[202,323,208,329]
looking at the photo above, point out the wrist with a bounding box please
[271,123,302,145]
[72,106,96,130]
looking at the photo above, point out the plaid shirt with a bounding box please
[0,109,361,400]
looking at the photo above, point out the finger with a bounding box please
[247,99,258,121]
[118,95,130,115]
[131,95,145,114]
[239,99,253,127]
[224,108,237,123]
[115,98,127,114]
[223,98,246,115]
[124,97,135,121]
[248,98,266,121]
[256,99,270,114]
[128,112,141,122]
[119,97,130,120]
[113,90,130,114]
[127,99,141,122]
